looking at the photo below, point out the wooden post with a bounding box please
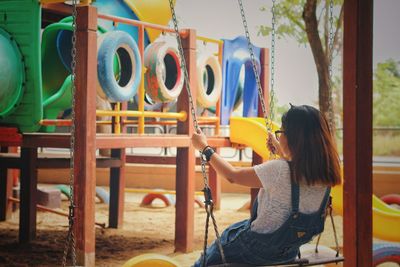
[74,6,97,266]
[343,0,373,266]
[259,48,270,119]
[19,147,38,243]
[0,147,13,221]
[175,29,196,252]
[109,102,127,228]
[109,148,125,228]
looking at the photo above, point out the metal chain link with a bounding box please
[237,0,273,131]
[168,0,226,265]
[62,0,78,266]
[327,0,335,130]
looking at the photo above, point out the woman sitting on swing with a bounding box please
[191,104,341,266]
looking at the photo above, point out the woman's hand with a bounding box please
[267,131,283,157]
[191,129,208,151]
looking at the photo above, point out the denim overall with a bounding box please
[193,167,331,266]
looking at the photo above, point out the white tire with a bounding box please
[196,53,222,108]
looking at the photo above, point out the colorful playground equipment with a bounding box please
[0,1,262,264]
[95,0,175,44]
[41,16,143,131]
[0,0,253,134]
[0,28,25,119]
[0,1,42,132]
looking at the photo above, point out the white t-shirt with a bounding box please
[251,160,327,234]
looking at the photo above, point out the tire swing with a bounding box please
[373,243,400,266]
[381,194,400,206]
[144,41,184,103]
[196,52,222,108]
[97,30,142,102]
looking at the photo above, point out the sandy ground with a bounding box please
[0,189,396,267]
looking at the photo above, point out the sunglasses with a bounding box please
[275,130,285,140]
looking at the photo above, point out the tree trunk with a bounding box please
[303,0,332,122]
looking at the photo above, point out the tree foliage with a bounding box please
[373,59,400,127]
[258,0,344,127]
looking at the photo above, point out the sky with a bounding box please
[172,0,400,107]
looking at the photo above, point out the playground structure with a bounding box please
[0,0,269,265]
[0,0,398,266]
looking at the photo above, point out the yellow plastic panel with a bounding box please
[123,253,180,267]
[123,0,175,42]
[230,117,279,160]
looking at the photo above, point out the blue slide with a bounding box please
[220,36,261,125]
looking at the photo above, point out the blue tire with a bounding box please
[95,186,110,205]
[97,31,141,102]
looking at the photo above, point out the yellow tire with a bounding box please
[122,253,181,267]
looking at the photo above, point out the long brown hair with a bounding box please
[281,105,341,186]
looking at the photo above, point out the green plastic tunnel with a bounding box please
[0,28,25,118]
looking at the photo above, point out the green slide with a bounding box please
[0,0,42,132]
[40,17,108,132]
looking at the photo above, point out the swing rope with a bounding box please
[62,0,78,266]
[167,1,226,266]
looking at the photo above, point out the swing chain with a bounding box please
[168,0,199,132]
[327,0,335,130]
[314,196,340,258]
[328,197,340,257]
[201,187,226,267]
[237,0,272,131]
[270,0,276,126]
[62,0,78,266]
[168,0,226,265]
[238,0,276,160]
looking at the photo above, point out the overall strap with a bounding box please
[250,197,259,222]
[288,161,300,214]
